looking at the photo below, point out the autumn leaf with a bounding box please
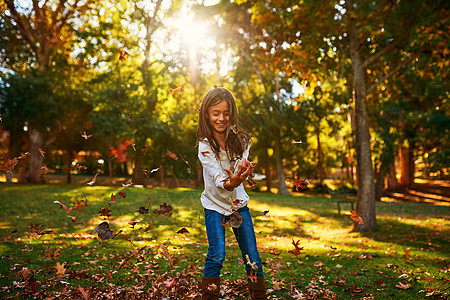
[153,203,173,217]
[230,211,242,228]
[168,82,186,94]
[81,131,93,140]
[291,139,303,144]
[137,207,149,214]
[121,181,133,187]
[176,228,189,234]
[287,178,309,191]
[288,239,304,256]
[75,164,88,171]
[248,270,257,283]
[78,284,90,300]
[262,210,269,216]
[0,156,18,173]
[119,49,128,61]
[98,205,111,218]
[160,243,177,266]
[73,196,88,212]
[37,147,45,158]
[86,173,99,185]
[18,152,30,160]
[85,121,93,130]
[396,282,411,290]
[95,221,113,240]
[110,193,116,204]
[125,112,137,119]
[141,145,149,155]
[53,200,74,215]
[245,254,258,271]
[128,220,140,229]
[349,210,364,224]
[54,262,67,276]
[166,149,178,160]
[201,151,210,156]
[118,191,126,198]
[39,165,48,175]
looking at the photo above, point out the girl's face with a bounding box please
[206,100,230,135]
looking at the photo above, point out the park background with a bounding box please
[0,0,449,299]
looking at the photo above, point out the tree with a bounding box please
[1,0,93,183]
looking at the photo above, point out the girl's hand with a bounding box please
[223,159,257,191]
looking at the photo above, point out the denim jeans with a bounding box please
[203,206,264,278]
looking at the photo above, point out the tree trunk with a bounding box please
[159,164,165,186]
[273,127,289,195]
[316,129,326,183]
[398,141,414,188]
[64,150,73,184]
[264,157,272,192]
[19,129,45,183]
[349,23,376,231]
[132,150,146,185]
[386,163,401,191]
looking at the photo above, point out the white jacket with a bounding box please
[198,139,250,216]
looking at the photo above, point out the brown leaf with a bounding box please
[153,203,173,217]
[55,262,67,276]
[177,228,189,234]
[349,211,364,224]
[95,222,113,240]
[0,157,18,173]
[168,82,186,94]
[288,239,304,256]
[78,284,90,300]
[166,149,178,160]
[137,207,149,214]
[230,211,243,228]
[396,282,411,290]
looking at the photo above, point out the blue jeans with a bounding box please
[203,206,264,278]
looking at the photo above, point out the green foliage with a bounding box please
[313,181,330,194]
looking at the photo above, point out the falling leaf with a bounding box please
[237,257,244,265]
[73,196,88,212]
[86,173,99,185]
[168,82,186,94]
[110,193,116,204]
[121,181,133,187]
[81,131,93,140]
[176,228,189,234]
[245,254,258,271]
[137,207,149,214]
[98,205,111,218]
[39,165,48,175]
[125,112,137,119]
[288,239,304,256]
[248,270,257,283]
[37,147,45,158]
[153,203,173,217]
[230,211,242,228]
[75,164,88,171]
[262,210,269,216]
[118,191,126,198]
[287,178,309,191]
[160,243,177,266]
[0,156,18,173]
[53,201,74,215]
[95,222,113,240]
[18,152,30,160]
[349,211,364,224]
[141,145,149,155]
[166,149,178,160]
[85,121,93,130]
[291,139,302,144]
[119,49,128,61]
[78,284,90,300]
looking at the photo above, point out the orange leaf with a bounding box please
[349,210,364,224]
[168,82,186,94]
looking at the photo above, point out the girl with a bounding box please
[197,87,267,300]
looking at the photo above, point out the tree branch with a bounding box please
[5,0,37,52]
[362,38,402,68]
[239,48,267,92]
[367,56,415,94]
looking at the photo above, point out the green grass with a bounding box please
[0,184,449,299]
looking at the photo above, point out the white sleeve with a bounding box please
[198,141,230,191]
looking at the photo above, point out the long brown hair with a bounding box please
[197,87,250,160]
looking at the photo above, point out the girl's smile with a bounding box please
[207,100,230,134]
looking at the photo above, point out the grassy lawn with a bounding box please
[0,184,449,299]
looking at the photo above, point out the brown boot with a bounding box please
[200,277,220,300]
[248,277,267,300]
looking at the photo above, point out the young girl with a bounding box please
[197,87,267,299]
